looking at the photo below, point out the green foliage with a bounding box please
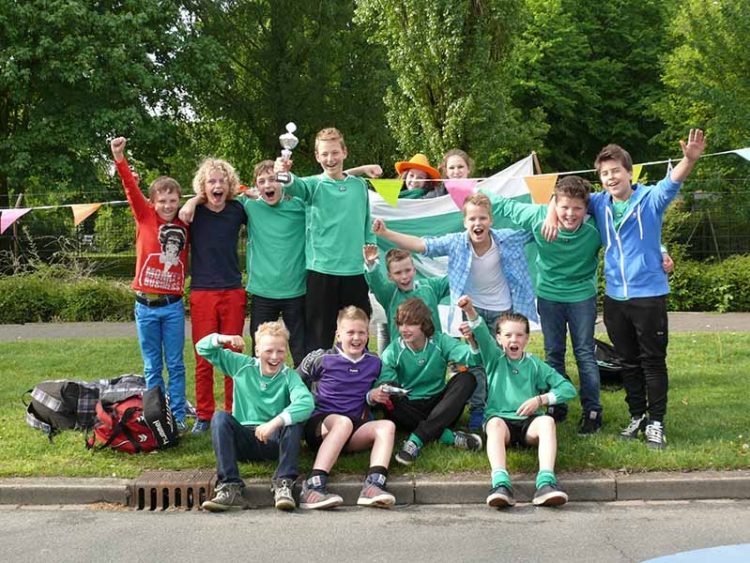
[355,0,547,173]
[0,270,134,323]
[669,255,750,313]
[92,205,136,254]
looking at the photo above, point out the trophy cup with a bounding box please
[276,122,298,185]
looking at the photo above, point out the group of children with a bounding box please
[111,125,706,512]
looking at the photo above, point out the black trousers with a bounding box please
[304,270,371,353]
[383,371,476,444]
[603,295,669,422]
[249,294,306,367]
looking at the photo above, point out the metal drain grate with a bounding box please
[131,470,217,511]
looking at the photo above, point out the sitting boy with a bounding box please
[369,298,482,465]
[110,137,189,430]
[457,295,576,508]
[196,321,314,512]
[363,245,449,355]
[297,306,397,509]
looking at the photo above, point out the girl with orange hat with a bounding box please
[394,153,442,199]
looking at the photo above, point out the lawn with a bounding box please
[1,331,748,479]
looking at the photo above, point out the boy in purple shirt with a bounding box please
[297,306,397,509]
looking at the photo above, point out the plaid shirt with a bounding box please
[424,229,538,323]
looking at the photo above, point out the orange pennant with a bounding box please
[71,203,102,226]
[369,179,402,207]
[524,174,558,204]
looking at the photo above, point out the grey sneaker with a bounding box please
[201,483,249,512]
[532,483,568,507]
[486,484,515,508]
[453,430,483,451]
[645,420,667,450]
[272,478,296,511]
[357,478,395,508]
[619,414,647,440]
[395,440,421,465]
[299,477,343,510]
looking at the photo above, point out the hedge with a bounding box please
[0,255,748,323]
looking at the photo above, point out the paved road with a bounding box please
[0,312,747,341]
[3,501,750,562]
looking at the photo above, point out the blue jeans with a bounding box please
[211,411,304,485]
[134,299,186,421]
[468,307,507,412]
[537,296,601,414]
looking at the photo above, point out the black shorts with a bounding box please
[491,416,538,447]
[304,412,366,451]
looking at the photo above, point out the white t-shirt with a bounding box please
[466,238,512,311]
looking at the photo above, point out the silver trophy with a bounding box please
[276,122,298,185]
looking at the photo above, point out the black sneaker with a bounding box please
[645,420,667,450]
[201,483,249,512]
[532,483,568,507]
[546,404,568,423]
[395,440,421,465]
[486,484,515,508]
[453,431,483,451]
[619,414,647,440]
[578,411,602,435]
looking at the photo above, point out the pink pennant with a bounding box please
[444,179,477,210]
[0,208,31,234]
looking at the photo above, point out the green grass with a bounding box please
[1,332,749,479]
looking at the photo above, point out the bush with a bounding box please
[0,271,135,323]
[669,255,750,312]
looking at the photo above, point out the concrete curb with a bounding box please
[2,470,749,507]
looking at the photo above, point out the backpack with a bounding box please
[86,386,178,454]
[594,338,624,386]
[24,375,147,440]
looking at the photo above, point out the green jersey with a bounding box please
[196,334,314,426]
[376,332,478,400]
[471,318,576,421]
[286,173,375,275]
[240,195,307,299]
[490,196,601,302]
[365,262,450,340]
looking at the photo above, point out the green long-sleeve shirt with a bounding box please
[490,196,601,302]
[286,172,375,275]
[364,261,449,339]
[195,334,314,426]
[376,332,478,400]
[471,318,576,421]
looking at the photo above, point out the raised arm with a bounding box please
[372,218,426,253]
[345,164,383,178]
[670,129,706,184]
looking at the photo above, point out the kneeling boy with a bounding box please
[196,322,314,512]
[297,306,397,509]
[458,296,576,508]
[369,298,482,465]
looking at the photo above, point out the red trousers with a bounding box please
[190,288,247,420]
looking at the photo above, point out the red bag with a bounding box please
[86,395,159,454]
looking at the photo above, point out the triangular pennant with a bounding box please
[0,208,32,234]
[369,179,402,207]
[631,164,643,184]
[444,179,477,210]
[524,174,558,204]
[734,148,750,162]
[71,203,102,226]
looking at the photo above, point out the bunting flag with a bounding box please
[444,179,477,209]
[71,203,102,226]
[734,148,750,162]
[631,164,643,184]
[369,179,402,207]
[0,208,31,234]
[524,174,558,204]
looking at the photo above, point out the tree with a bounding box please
[354,0,547,174]
[0,0,198,212]
[512,0,672,172]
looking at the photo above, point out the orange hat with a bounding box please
[394,153,440,180]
